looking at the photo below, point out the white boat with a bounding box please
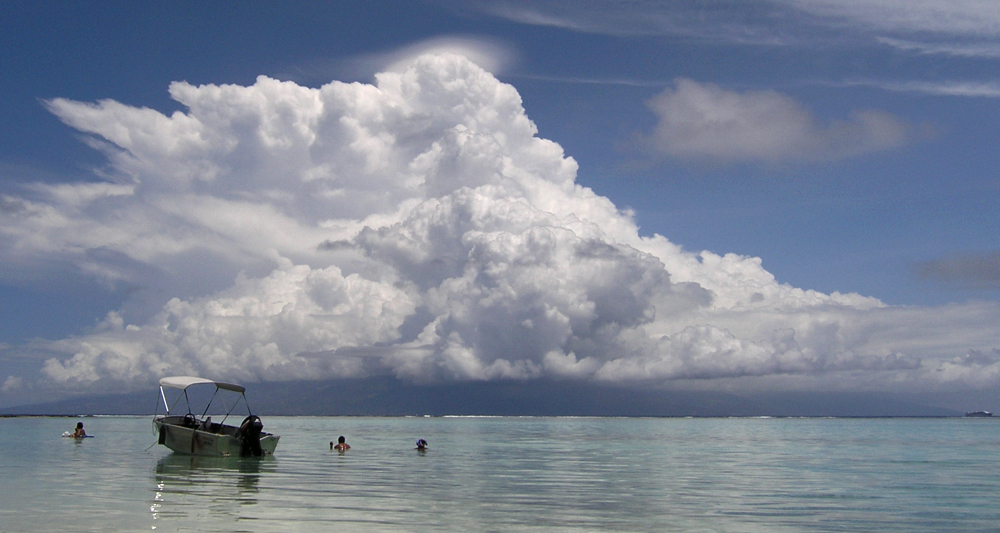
[153,376,279,457]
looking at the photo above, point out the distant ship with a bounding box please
[964,411,993,417]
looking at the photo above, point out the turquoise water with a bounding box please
[1,416,998,532]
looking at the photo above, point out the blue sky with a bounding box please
[1,1,999,407]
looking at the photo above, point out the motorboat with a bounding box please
[964,410,993,417]
[153,376,279,456]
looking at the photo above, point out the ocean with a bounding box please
[1,416,997,532]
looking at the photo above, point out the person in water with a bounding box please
[330,435,350,451]
[415,438,428,451]
[72,422,86,438]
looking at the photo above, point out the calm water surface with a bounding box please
[1,416,998,532]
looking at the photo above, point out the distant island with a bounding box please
[0,377,970,418]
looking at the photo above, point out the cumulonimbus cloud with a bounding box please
[644,79,914,162]
[2,52,999,394]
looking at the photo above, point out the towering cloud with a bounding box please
[2,53,998,394]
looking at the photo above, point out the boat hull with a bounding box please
[154,418,279,457]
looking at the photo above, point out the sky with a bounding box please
[1,0,999,409]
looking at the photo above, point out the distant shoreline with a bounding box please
[0,413,985,419]
[0,377,971,417]
[0,414,101,418]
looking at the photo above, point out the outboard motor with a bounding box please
[237,415,264,456]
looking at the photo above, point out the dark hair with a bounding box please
[76,422,84,429]
[338,436,346,443]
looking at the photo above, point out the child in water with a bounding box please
[71,422,86,438]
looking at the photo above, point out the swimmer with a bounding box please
[415,438,428,451]
[71,422,86,438]
[330,435,350,452]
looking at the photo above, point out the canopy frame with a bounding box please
[156,376,253,426]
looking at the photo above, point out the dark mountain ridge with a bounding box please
[1,377,962,417]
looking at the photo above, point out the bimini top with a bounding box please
[159,376,246,394]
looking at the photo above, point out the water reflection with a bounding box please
[151,454,276,527]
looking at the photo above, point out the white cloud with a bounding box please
[2,52,999,394]
[780,0,1000,39]
[2,376,24,393]
[784,0,1000,58]
[876,37,1000,59]
[849,79,1000,98]
[463,0,1000,57]
[362,36,517,78]
[460,0,795,43]
[42,263,416,384]
[644,79,913,162]
[916,251,1000,288]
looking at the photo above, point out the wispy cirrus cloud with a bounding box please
[459,0,1000,57]
[876,37,1000,59]
[780,0,1000,41]
[457,0,806,43]
[842,79,1000,98]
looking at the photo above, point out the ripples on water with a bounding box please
[1,416,998,532]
